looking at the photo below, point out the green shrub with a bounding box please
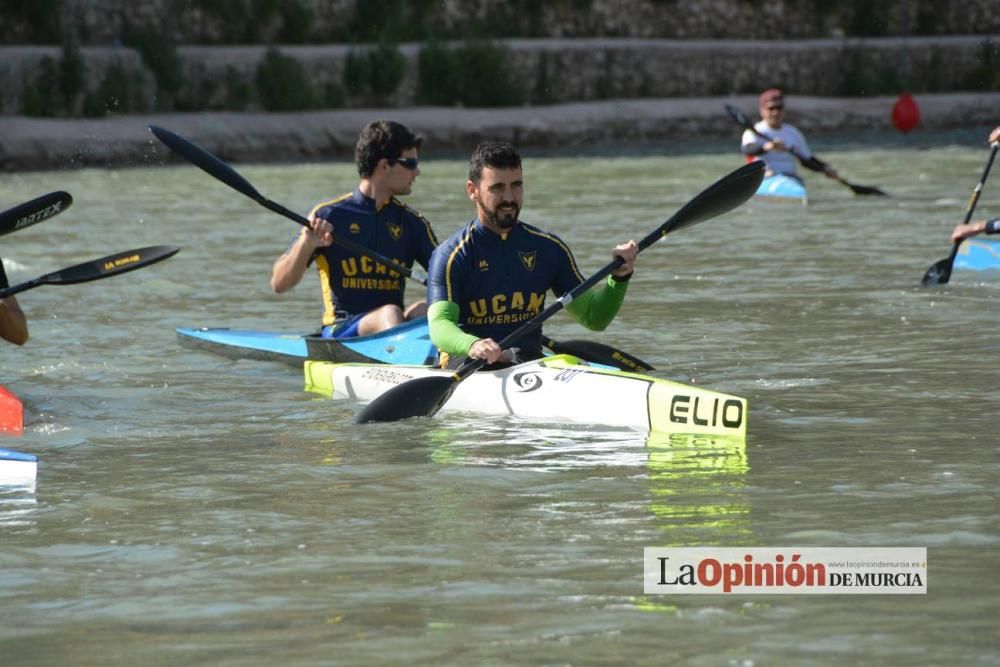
[343,50,372,96]
[322,82,346,108]
[123,28,184,105]
[963,39,1000,91]
[418,39,523,107]
[344,0,437,43]
[279,0,313,43]
[417,40,455,105]
[226,66,256,109]
[20,55,59,116]
[533,51,556,104]
[848,0,890,37]
[255,47,316,111]
[0,0,62,43]
[82,61,148,117]
[189,0,311,43]
[838,48,906,96]
[344,42,405,98]
[59,36,86,114]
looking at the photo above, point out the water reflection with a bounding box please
[644,432,751,543]
[0,481,37,528]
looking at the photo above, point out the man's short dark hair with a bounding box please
[355,120,423,178]
[468,141,522,184]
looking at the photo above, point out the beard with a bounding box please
[482,201,520,229]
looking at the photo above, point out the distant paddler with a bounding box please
[740,88,840,185]
[950,126,1000,243]
[270,120,439,338]
[427,140,638,369]
[730,90,886,196]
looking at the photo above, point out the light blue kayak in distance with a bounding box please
[176,317,437,367]
[954,237,1000,275]
[754,173,807,205]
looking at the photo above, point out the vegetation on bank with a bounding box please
[3,0,999,117]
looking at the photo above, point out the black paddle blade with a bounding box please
[149,125,263,203]
[48,245,181,286]
[355,375,458,423]
[921,256,954,287]
[842,180,888,197]
[0,191,73,236]
[543,337,654,371]
[642,161,764,249]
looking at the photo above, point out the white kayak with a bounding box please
[1,448,36,485]
[304,354,747,438]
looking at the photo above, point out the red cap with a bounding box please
[759,88,784,107]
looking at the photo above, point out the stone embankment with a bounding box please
[2,92,998,172]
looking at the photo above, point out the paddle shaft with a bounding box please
[0,245,180,299]
[938,142,999,269]
[541,335,654,371]
[725,104,885,196]
[149,125,427,284]
[0,191,73,237]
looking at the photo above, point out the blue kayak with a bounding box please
[177,317,437,366]
[754,173,807,205]
[954,237,1000,274]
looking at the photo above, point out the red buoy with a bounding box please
[892,93,920,133]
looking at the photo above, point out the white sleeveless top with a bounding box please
[741,122,813,177]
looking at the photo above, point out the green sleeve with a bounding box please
[564,275,629,331]
[428,300,480,357]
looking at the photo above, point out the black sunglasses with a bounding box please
[766,105,784,111]
[391,156,419,170]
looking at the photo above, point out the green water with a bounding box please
[1,142,998,665]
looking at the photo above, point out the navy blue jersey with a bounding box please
[306,188,437,326]
[427,218,584,356]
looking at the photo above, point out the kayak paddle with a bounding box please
[148,125,429,283]
[355,160,765,424]
[541,335,654,371]
[0,191,73,237]
[0,245,180,299]
[724,104,887,197]
[150,125,648,370]
[921,142,999,287]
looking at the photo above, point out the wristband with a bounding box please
[985,218,1000,235]
[610,271,632,283]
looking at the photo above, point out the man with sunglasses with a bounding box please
[740,88,839,183]
[271,120,438,338]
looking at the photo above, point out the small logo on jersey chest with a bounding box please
[349,222,361,234]
[518,251,537,271]
[387,222,403,240]
[478,259,489,272]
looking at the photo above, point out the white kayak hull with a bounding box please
[1,448,37,486]
[304,354,747,438]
